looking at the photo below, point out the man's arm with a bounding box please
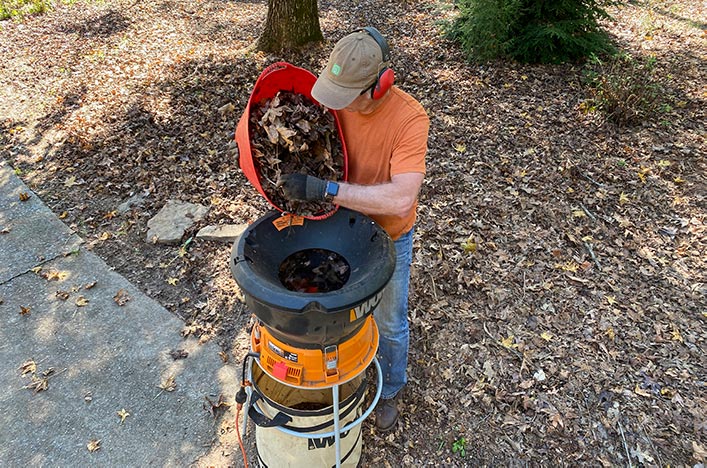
[333,172,424,217]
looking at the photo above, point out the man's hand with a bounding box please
[278,173,328,202]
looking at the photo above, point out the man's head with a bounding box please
[312,28,394,110]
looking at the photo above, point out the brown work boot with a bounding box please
[375,393,401,432]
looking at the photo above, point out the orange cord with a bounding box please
[236,380,252,468]
[236,405,249,468]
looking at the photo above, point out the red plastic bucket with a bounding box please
[234,62,348,220]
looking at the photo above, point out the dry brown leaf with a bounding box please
[87,439,101,452]
[114,289,131,306]
[159,375,177,392]
[84,281,97,290]
[634,383,652,398]
[169,349,189,360]
[19,192,30,201]
[249,91,343,216]
[56,290,70,300]
[24,376,48,393]
[44,270,68,281]
[218,102,235,116]
[75,295,89,307]
[20,306,30,316]
[117,408,130,424]
[203,394,231,417]
[218,351,229,363]
[19,359,36,375]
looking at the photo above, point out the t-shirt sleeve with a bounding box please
[390,112,429,176]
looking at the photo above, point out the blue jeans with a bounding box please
[374,228,413,400]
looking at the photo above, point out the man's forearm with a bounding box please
[333,173,424,217]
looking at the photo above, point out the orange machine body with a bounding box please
[251,316,378,389]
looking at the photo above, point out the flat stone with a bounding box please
[196,224,248,242]
[146,200,209,245]
[0,161,82,283]
[117,190,149,214]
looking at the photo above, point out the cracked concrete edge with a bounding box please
[0,160,83,284]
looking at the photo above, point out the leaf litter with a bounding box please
[0,0,704,466]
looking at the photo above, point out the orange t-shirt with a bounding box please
[338,87,429,240]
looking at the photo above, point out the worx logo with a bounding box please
[307,430,351,450]
[348,291,383,322]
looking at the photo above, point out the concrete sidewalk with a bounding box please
[0,161,237,466]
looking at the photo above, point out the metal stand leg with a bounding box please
[332,384,341,468]
[242,387,251,437]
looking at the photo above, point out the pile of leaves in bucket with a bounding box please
[249,91,344,216]
[279,248,350,293]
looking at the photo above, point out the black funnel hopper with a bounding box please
[231,208,395,348]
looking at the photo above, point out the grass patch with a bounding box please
[1,0,53,20]
[580,52,670,126]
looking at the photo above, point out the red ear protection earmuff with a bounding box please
[356,27,395,100]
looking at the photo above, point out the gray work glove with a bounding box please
[278,173,327,202]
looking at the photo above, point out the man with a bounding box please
[279,27,429,432]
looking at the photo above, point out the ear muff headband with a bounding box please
[357,26,390,62]
[355,26,395,100]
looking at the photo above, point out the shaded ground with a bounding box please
[1,0,705,466]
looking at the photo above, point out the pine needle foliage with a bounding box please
[446,0,620,64]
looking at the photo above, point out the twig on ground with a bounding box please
[429,274,438,302]
[584,242,602,271]
[579,203,597,222]
[618,419,633,468]
[471,412,492,430]
[639,420,663,468]
[579,170,604,188]
[482,322,525,362]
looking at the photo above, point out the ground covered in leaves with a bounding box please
[1,0,705,466]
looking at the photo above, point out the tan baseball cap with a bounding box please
[311,31,384,110]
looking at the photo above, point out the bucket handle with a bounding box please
[250,62,296,101]
[247,376,367,432]
[248,391,293,428]
[279,378,367,434]
[254,61,292,87]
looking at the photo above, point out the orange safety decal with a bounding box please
[272,214,305,231]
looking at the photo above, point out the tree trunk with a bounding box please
[257,0,323,52]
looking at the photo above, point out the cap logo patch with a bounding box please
[331,64,342,76]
